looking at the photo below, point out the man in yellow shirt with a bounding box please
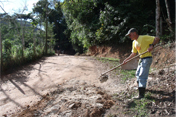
[123,28,160,99]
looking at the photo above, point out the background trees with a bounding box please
[61,0,174,52]
[0,13,47,72]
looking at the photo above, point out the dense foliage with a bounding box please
[0,13,55,72]
[61,0,174,52]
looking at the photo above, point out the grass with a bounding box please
[131,98,153,117]
[1,45,55,73]
[95,57,120,63]
[95,56,136,83]
[120,69,136,83]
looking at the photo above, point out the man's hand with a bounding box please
[122,52,136,65]
[148,37,160,52]
[122,60,127,65]
[148,45,154,52]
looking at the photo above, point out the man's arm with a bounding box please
[123,52,137,65]
[148,37,160,52]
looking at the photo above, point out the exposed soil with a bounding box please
[0,42,175,117]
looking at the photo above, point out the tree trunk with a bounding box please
[160,17,162,35]
[0,27,2,78]
[33,27,36,56]
[156,0,160,37]
[165,0,172,24]
[21,19,25,59]
[164,0,173,33]
[45,17,48,55]
[45,4,48,55]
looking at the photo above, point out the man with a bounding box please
[57,45,61,56]
[123,28,160,99]
[54,45,61,56]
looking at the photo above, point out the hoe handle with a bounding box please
[101,50,149,75]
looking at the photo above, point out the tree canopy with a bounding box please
[60,0,174,52]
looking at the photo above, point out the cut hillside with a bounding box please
[88,42,175,69]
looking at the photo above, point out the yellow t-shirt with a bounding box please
[132,35,155,58]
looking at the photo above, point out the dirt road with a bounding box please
[0,55,126,117]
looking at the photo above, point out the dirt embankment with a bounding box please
[88,43,175,69]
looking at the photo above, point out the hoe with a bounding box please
[99,50,149,83]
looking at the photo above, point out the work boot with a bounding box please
[133,87,146,99]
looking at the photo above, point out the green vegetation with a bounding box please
[128,92,155,117]
[120,70,136,83]
[96,57,119,63]
[0,13,55,72]
[61,0,174,52]
[131,99,151,117]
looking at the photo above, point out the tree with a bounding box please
[0,22,2,78]
[45,22,56,52]
[61,0,101,52]
[50,1,67,46]
[164,0,173,33]
[156,0,160,37]
[14,13,34,58]
[0,6,8,77]
[62,0,156,51]
[33,0,54,55]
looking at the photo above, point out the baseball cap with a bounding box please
[125,28,138,36]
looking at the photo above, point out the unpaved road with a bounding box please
[0,55,126,117]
